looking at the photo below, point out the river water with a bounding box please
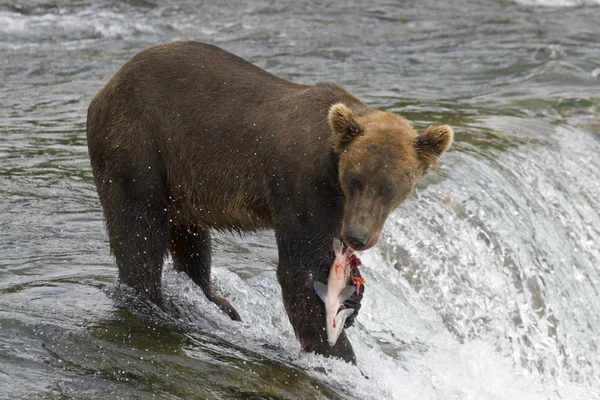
[1,0,599,399]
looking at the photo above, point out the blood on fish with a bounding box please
[335,263,344,279]
[349,254,362,270]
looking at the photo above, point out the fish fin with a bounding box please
[329,308,355,346]
[339,285,356,303]
[314,281,328,303]
[332,237,343,254]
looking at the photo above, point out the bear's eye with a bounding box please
[381,185,395,203]
[348,176,364,195]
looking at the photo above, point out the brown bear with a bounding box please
[86,41,453,364]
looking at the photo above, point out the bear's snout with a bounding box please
[343,227,370,251]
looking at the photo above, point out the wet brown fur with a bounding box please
[86,41,452,364]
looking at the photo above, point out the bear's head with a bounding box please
[329,103,453,251]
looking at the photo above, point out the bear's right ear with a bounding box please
[329,103,362,152]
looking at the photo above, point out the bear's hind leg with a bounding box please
[169,224,241,321]
[101,172,169,308]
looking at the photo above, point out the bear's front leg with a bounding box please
[275,232,357,364]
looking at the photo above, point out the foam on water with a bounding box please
[0,9,164,45]
[160,256,591,399]
[512,0,600,6]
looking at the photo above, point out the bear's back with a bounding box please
[87,42,367,232]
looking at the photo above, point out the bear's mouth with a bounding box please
[340,238,355,252]
[340,237,375,252]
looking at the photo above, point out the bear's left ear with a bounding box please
[415,125,454,168]
[329,103,363,153]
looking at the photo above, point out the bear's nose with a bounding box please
[344,228,370,250]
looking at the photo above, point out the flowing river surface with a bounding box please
[1,0,599,399]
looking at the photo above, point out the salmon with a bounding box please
[314,238,362,346]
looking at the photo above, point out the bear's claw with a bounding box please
[343,265,364,329]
